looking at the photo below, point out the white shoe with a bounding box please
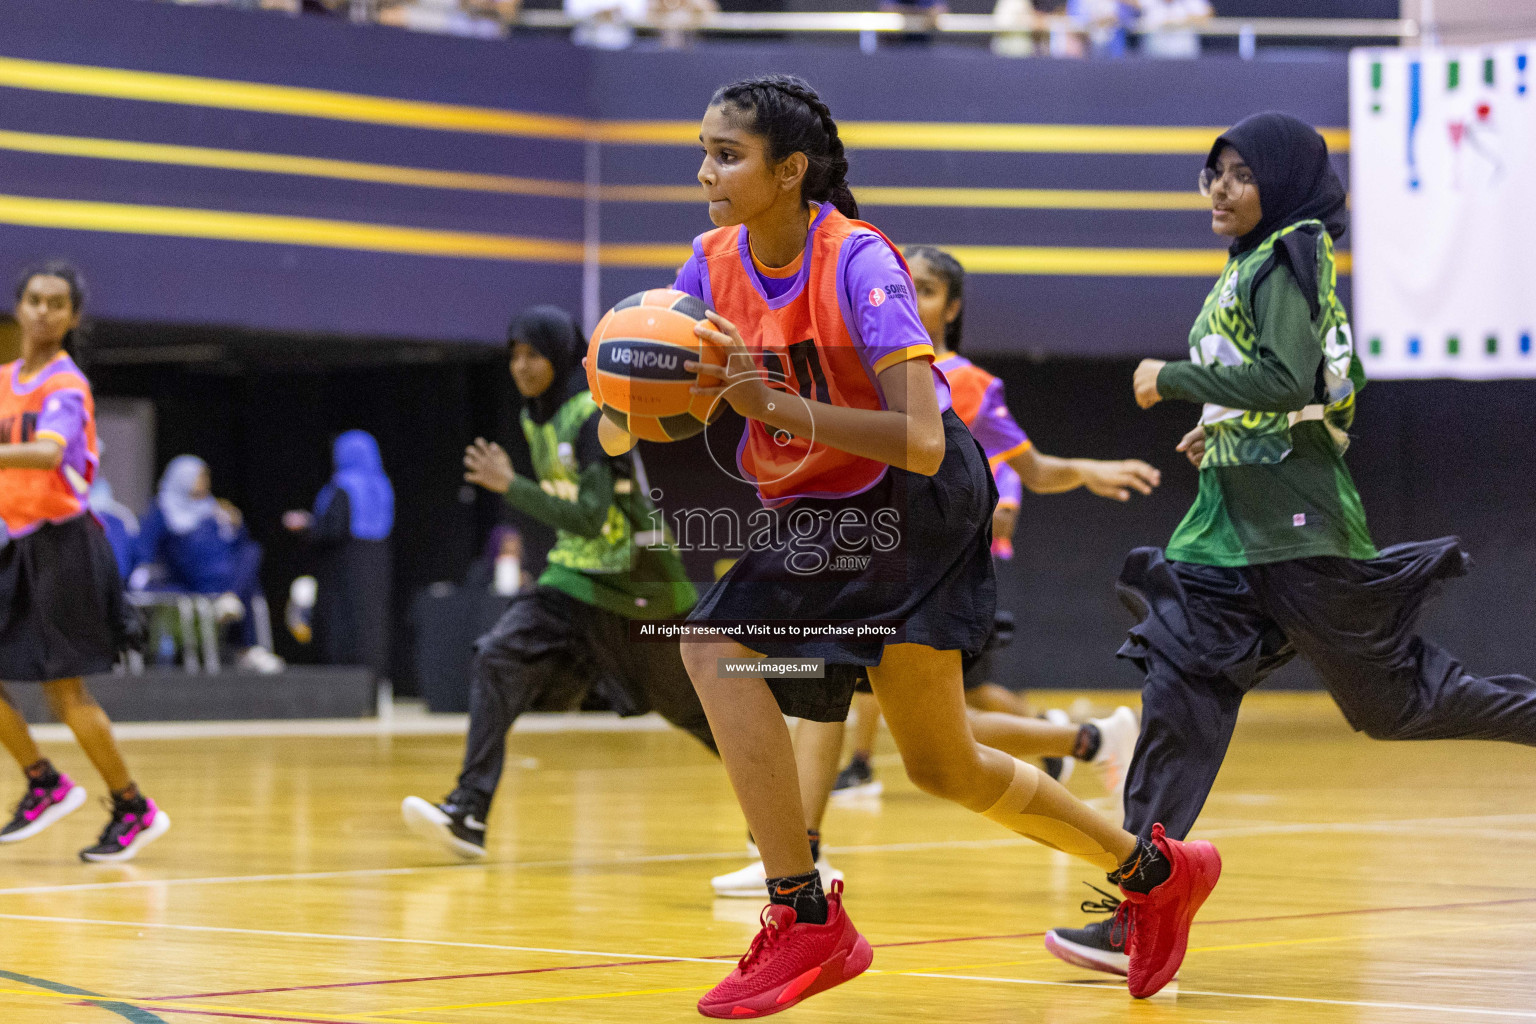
[213,592,246,624]
[1044,708,1076,785]
[401,796,488,860]
[710,858,844,898]
[0,781,86,844]
[1089,706,1140,819]
[238,646,285,674]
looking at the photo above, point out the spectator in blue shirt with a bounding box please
[134,455,282,672]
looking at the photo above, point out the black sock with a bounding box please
[766,869,827,925]
[111,783,143,808]
[807,830,821,863]
[24,759,57,785]
[1111,836,1171,894]
[1074,724,1101,762]
[851,752,870,769]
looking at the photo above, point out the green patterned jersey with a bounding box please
[523,392,635,575]
[511,391,696,619]
[1159,224,1378,567]
[1187,221,1361,469]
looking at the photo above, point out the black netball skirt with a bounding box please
[688,409,998,719]
[0,513,126,682]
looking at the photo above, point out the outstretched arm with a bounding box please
[464,436,616,540]
[1005,445,1161,502]
[1134,269,1323,413]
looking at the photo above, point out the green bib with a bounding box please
[522,392,634,575]
[1188,221,1362,469]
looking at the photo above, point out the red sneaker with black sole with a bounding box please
[698,879,873,1019]
[1117,823,1222,998]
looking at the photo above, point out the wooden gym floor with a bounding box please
[3,691,1535,1023]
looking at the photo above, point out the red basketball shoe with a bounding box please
[1117,823,1221,999]
[698,879,873,1019]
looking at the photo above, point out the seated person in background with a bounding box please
[374,0,508,38]
[463,524,529,599]
[566,0,649,49]
[283,430,394,678]
[88,479,138,582]
[1138,0,1211,58]
[990,0,1040,57]
[879,0,946,47]
[134,455,283,673]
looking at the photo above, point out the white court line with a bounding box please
[30,711,677,743]
[0,912,726,964]
[5,812,1535,898]
[903,972,1536,1020]
[0,838,1044,898]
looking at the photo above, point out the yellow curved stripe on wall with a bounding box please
[0,129,589,198]
[0,130,1210,209]
[0,56,589,140]
[597,118,1350,154]
[0,56,1350,154]
[0,193,1349,276]
[0,193,587,263]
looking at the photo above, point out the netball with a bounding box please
[586,288,726,442]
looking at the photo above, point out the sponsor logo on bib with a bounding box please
[868,287,886,307]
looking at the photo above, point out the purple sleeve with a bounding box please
[967,378,1031,461]
[672,249,707,302]
[36,389,86,450]
[840,235,950,409]
[992,461,1023,506]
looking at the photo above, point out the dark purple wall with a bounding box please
[1,0,1348,356]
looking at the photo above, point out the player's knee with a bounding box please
[679,641,719,689]
[901,750,981,804]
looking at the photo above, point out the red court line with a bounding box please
[141,959,682,1001]
[135,893,1536,1005]
[146,1010,344,1024]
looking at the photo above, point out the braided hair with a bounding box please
[903,245,965,353]
[710,75,858,219]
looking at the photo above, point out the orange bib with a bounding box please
[695,207,911,506]
[0,356,97,534]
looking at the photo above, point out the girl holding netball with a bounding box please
[0,262,168,863]
[664,75,1218,1014]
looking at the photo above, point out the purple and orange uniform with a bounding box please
[0,352,98,538]
[937,354,1031,557]
[674,203,950,507]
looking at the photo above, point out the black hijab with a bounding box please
[510,305,585,424]
[1207,112,1347,317]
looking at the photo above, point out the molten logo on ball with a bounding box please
[586,288,726,443]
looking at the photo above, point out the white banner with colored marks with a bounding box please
[1350,42,1536,378]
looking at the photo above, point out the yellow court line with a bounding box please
[0,55,1349,153]
[362,983,711,1014]
[0,987,451,1024]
